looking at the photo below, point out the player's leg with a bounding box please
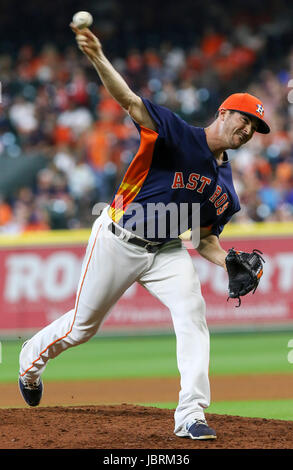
[19,208,150,383]
[139,241,211,435]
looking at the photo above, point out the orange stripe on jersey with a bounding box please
[109,126,158,223]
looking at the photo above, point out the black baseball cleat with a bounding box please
[18,376,43,407]
[186,419,217,440]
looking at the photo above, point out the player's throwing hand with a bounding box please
[70,23,102,62]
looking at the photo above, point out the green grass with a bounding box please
[1,330,293,383]
[142,399,293,421]
[209,331,293,376]
[208,399,293,420]
[0,335,178,382]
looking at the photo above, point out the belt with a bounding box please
[109,223,165,253]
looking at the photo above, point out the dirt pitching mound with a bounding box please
[1,404,293,449]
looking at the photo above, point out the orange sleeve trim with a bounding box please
[20,224,102,377]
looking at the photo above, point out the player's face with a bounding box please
[223,111,258,149]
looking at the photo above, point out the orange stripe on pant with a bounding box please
[20,224,102,377]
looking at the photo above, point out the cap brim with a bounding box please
[256,119,270,134]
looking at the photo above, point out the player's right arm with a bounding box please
[70,24,157,131]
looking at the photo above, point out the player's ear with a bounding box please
[218,109,228,121]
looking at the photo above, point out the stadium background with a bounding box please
[0,0,293,425]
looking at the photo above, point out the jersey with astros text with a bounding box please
[109,98,241,242]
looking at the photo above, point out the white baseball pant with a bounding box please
[19,206,211,435]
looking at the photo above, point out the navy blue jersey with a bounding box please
[109,98,241,242]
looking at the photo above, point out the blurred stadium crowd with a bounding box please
[0,0,293,232]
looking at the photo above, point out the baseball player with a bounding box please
[18,25,270,440]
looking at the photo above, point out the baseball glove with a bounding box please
[225,248,265,307]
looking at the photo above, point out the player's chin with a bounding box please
[230,135,245,149]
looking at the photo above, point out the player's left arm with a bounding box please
[196,234,227,269]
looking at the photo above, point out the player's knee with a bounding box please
[69,324,97,345]
[190,297,206,326]
[195,294,206,316]
[172,293,206,319]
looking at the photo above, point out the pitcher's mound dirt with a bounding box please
[1,404,293,449]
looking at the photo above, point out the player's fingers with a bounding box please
[70,24,95,41]
[80,28,99,42]
[76,34,92,46]
[83,46,95,57]
[77,36,99,53]
[69,23,79,34]
[75,32,94,43]
[77,40,96,53]
[78,43,88,54]
[76,35,88,45]
[78,28,94,39]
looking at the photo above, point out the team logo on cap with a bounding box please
[256,104,264,116]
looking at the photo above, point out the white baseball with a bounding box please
[72,11,93,29]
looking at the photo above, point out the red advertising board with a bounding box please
[0,234,292,335]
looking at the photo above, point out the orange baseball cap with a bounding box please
[218,93,270,134]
